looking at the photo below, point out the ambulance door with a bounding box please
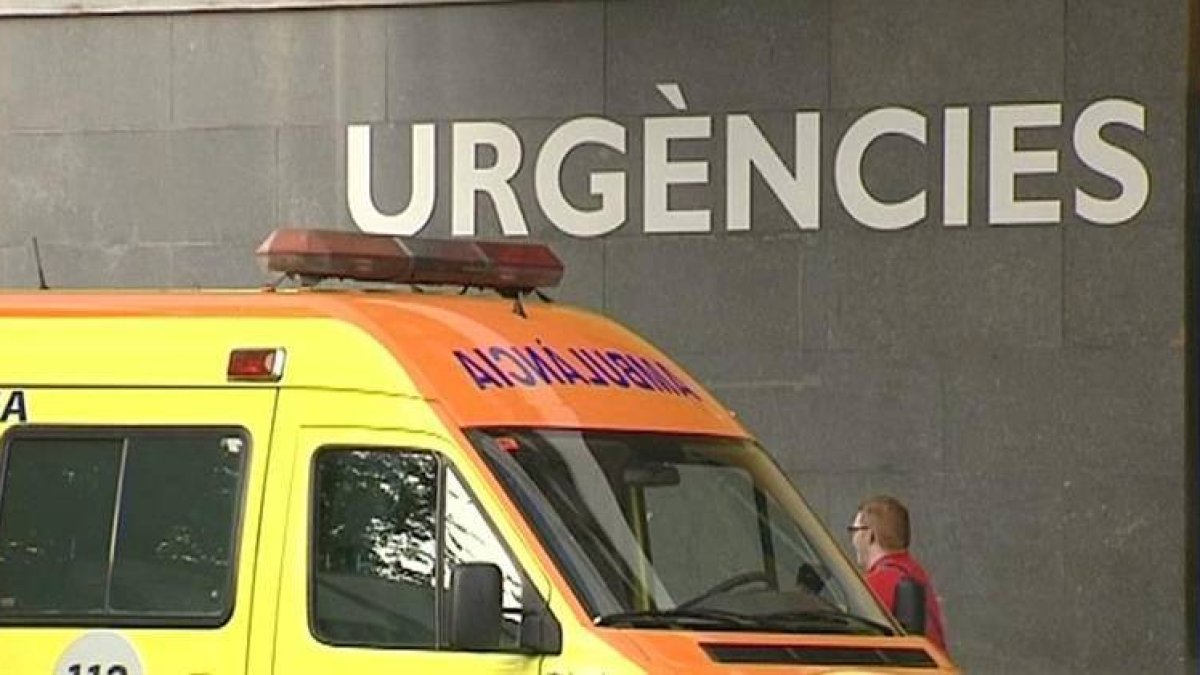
[0,387,277,675]
[273,426,547,675]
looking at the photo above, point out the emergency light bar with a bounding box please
[256,228,564,292]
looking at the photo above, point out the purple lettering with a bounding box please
[474,347,514,387]
[657,361,701,400]
[606,351,653,390]
[520,346,566,384]
[544,345,587,385]
[490,347,536,386]
[454,350,506,390]
[568,348,610,386]
[582,348,629,387]
[630,355,678,394]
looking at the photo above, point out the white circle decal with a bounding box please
[53,632,143,675]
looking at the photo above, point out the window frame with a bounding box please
[0,424,252,628]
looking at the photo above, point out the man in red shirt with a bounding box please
[849,495,948,655]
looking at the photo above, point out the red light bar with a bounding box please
[228,348,286,382]
[257,228,564,292]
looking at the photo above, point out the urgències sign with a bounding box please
[348,88,1149,237]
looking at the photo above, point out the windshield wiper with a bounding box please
[595,608,758,630]
[755,609,895,636]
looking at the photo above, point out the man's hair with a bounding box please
[858,495,911,551]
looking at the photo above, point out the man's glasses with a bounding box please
[846,525,870,533]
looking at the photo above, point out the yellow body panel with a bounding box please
[0,316,420,394]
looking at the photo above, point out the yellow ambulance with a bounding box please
[0,229,957,674]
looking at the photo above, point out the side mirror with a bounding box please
[449,562,503,650]
[892,577,926,635]
[449,563,563,655]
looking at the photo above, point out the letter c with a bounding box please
[835,107,928,230]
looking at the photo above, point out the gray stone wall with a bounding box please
[0,1,1190,672]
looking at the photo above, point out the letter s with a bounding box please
[1074,99,1149,225]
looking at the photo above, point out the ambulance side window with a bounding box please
[311,449,529,651]
[0,428,247,625]
[312,449,439,648]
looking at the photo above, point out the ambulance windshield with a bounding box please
[471,429,894,635]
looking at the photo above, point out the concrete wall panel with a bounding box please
[821,224,1063,353]
[711,353,943,474]
[65,132,168,246]
[605,235,801,357]
[941,470,1075,671]
[1064,471,1187,670]
[157,128,277,245]
[943,348,1181,477]
[169,241,269,287]
[1064,219,1184,348]
[0,134,75,246]
[1066,0,1189,100]
[278,125,351,229]
[549,238,606,311]
[606,0,828,115]
[831,0,1064,107]
[28,242,173,288]
[385,2,604,120]
[0,17,170,131]
[173,11,387,127]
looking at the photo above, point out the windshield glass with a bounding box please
[470,428,893,636]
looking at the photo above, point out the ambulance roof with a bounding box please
[0,288,746,437]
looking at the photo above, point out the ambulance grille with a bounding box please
[701,643,938,667]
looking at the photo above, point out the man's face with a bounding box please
[849,512,872,568]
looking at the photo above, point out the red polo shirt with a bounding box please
[866,551,948,655]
